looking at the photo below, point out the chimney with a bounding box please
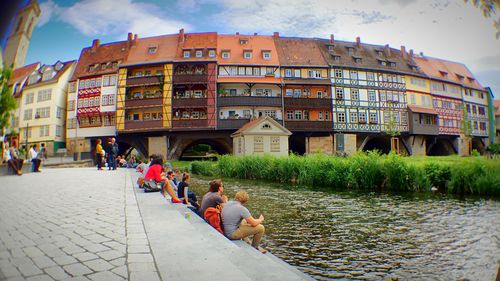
[400,45,406,59]
[420,51,424,56]
[91,39,100,52]
[127,32,133,42]
[273,32,279,38]
[254,33,258,35]
[330,34,334,44]
[356,37,361,48]
[133,34,138,45]
[236,32,239,35]
[409,49,414,57]
[179,28,185,43]
[385,44,391,56]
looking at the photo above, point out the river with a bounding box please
[188,175,500,280]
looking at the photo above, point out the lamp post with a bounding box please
[25,122,29,160]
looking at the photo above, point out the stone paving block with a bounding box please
[32,256,57,269]
[0,263,21,278]
[10,256,32,267]
[83,259,113,272]
[83,244,109,254]
[128,262,156,272]
[70,238,93,247]
[73,252,98,262]
[0,250,12,260]
[126,238,148,246]
[42,249,66,259]
[19,239,37,247]
[62,263,92,276]
[111,265,127,278]
[109,258,125,267]
[44,266,70,280]
[86,271,124,281]
[127,253,154,263]
[85,235,110,244]
[127,245,150,254]
[96,250,123,261]
[5,276,25,281]
[129,271,160,281]
[126,233,147,239]
[10,248,26,258]
[26,274,55,281]
[62,245,85,255]
[53,255,77,266]
[61,277,90,281]
[17,260,43,277]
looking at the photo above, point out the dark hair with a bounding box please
[166,171,174,177]
[96,139,101,144]
[182,172,190,182]
[149,155,163,166]
[209,179,222,192]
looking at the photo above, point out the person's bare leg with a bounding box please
[163,180,180,200]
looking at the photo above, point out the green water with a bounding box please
[189,176,500,280]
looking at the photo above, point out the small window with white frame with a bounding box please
[195,50,203,58]
[262,51,271,60]
[221,51,230,59]
[208,49,216,58]
[148,47,157,54]
[244,51,252,59]
[183,50,191,58]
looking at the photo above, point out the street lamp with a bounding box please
[25,122,29,160]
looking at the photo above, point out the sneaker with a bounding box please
[256,247,268,254]
[171,198,183,203]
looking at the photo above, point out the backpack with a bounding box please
[204,207,224,235]
[143,180,162,193]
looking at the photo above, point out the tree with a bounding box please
[465,0,500,38]
[461,104,473,155]
[0,67,17,140]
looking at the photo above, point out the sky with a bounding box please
[5,0,500,97]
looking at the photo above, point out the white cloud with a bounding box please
[37,0,190,38]
[38,0,60,27]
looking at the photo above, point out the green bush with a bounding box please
[424,163,451,191]
[190,161,218,176]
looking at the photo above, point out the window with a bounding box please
[286,110,294,120]
[56,125,62,137]
[243,110,251,118]
[254,136,264,152]
[56,107,62,119]
[239,39,248,45]
[472,105,477,114]
[68,100,75,111]
[349,71,358,80]
[294,110,302,120]
[252,67,260,76]
[37,89,52,102]
[85,80,90,89]
[79,80,85,89]
[90,79,96,88]
[480,122,486,131]
[229,89,237,96]
[148,47,157,54]
[183,50,190,58]
[294,69,301,78]
[293,89,301,98]
[350,112,358,123]
[25,92,34,104]
[101,95,108,106]
[192,111,200,119]
[108,95,115,105]
[334,69,343,78]
[411,77,426,87]
[285,69,292,77]
[337,112,345,123]
[222,51,230,59]
[325,111,330,120]
[96,78,101,87]
[208,50,216,58]
[263,51,271,60]
[367,72,375,81]
[69,82,76,93]
[368,90,376,102]
[262,123,272,130]
[359,112,366,123]
[102,76,110,87]
[308,70,321,78]
[410,94,416,104]
[24,109,33,120]
[317,91,322,99]
[478,106,486,115]
[39,125,50,137]
[36,107,50,118]
[195,50,203,58]
[110,75,117,86]
[318,111,323,120]
[370,112,378,123]
[193,90,203,98]
[351,89,358,101]
[244,51,252,59]
[336,88,344,100]
[271,137,280,152]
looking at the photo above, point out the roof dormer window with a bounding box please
[101,63,107,70]
[148,46,157,54]
[208,49,216,58]
[467,77,475,83]
[389,62,396,67]
[328,45,334,51]
[183,50,191,58]
[195,50,203,58]
[353,56,362,63]
[89,65,96,71]
[244,50,252,59]
[54,61,63,71]
[456,74,464,81]
[221,51,230,59]
[346,46,354,55]
[332,55,341,61]
[439,70,448,77]
[239,38,249,45]
[112,62,118,68]
[262,51,271,60]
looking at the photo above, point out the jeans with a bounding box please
[230,219,265,248]
[107,154,116,170]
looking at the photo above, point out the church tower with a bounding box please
[3,0,41,69]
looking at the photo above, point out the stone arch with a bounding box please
[361,136,392,154]
[427,139,456,156]
[471,137,486,154]
[169,137,232,160]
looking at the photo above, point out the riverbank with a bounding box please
[190,153,500,196]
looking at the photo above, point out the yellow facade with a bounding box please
[405,75,432,107]
[280,67,329,79]
[163,64,173,128]
[116,68,127,130]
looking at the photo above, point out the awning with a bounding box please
[408,105,438,115]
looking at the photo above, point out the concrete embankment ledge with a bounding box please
[128,171,313,281]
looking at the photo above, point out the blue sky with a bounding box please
[5,0,500,96]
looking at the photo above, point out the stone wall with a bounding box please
[148,136,167,161]
[306,135,333,155]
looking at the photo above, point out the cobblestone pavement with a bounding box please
[0,168,160,281]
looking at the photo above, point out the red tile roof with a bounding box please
[8,62,39,86]
[71,40,131,81]
[217,34,280,65]
[408,105,438,115]
[123,34,178,66]
[413,56,484,90]
[176,32,217,61]
[274,37,328,67]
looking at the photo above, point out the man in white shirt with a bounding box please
[29,144,42,172]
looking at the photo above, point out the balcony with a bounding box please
[284,98,332,109]
[126,75,163,87]
[173,74,208,84]
[284,120,333,131]
[218,118,251,130]
[124,120,163,131]
[218,96,282,107]
[172,98,208,108]
[408,112,439,135]
[172,119,209,128]
[125,97,162,108]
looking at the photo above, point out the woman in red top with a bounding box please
[144,155,182,203]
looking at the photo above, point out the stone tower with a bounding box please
[3,0,41,69]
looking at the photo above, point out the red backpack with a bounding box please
[204,207,224,235]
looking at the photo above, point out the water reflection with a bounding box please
[189,176,500,280]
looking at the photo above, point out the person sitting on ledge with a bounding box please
[143,155,182,203]
[200,179,228,219]
[222,191,266,253]
[177,173,200,209]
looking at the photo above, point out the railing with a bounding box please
[409,122,439,135]
[218,96,282,107]
[124,119,163,131]
[126,75,163,87]
[172,98,208,108]
[125,97,162,108]
[173,74,208,84]
[172,119,209,128]
[218,118,251,130]
[284,120,333,131]
[284,98,332,109]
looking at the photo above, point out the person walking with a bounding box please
[105,138,117,170]
[221,191,266,253]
